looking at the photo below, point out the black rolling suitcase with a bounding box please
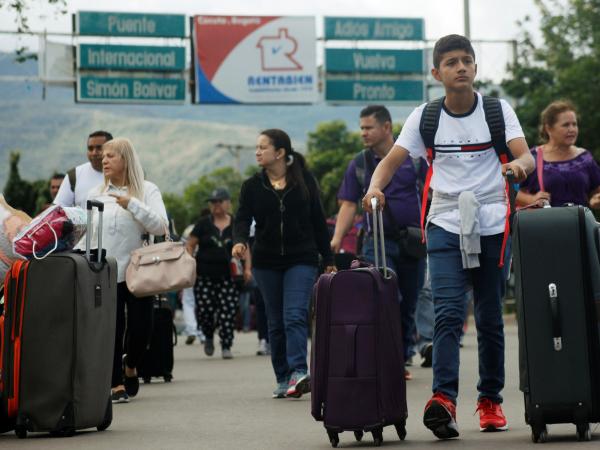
[137,296,176,383]
[513,205,600,443]
[0,200,117,439]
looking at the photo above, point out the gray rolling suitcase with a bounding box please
[513,206,600,443]
[1,200,117,438]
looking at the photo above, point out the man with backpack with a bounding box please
[363,35,534,439]
[54,130,112,209]
[331,105,426,381]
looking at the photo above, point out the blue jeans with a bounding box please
[363,236,425,360]
[414,260,434,354]
[253,265,318,383]
[239,278,257,331]
[427,224,510,404]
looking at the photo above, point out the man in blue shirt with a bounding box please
[331,105,425,380]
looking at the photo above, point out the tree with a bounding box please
[502,0,600,156]
[162,167,245,232]
[0,0,67,61]
[3,152,37,215]
[162,193,189,238]
[305,121,362,216]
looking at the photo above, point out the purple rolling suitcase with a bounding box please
[311,200,407,447]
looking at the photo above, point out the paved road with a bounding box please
[1,317,598,449]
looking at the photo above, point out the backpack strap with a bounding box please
[417,97,443,242]
[67,167,77,193]
[482,95,514,268]
[536,146,545,192]
[482,95,513,164]
[353,149,375,195]
[419,96,444,162]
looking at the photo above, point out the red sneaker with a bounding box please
[423,392,459,439]
[477,398,508,432]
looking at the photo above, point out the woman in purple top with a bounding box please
[517,100,600,208]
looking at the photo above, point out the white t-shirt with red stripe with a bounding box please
[395,92,525,236]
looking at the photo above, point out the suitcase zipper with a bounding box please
[262,180,292,256]
[0,269,10,393]
[8,260,28,417]
[4,262,20,411]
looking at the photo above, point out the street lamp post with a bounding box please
[464,0,471,38]
[215,142,253,173]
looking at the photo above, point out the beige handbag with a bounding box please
[126,238,196,298]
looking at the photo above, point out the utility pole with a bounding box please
[464,0,471,38]
[215,143,254,173]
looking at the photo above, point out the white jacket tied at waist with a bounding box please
[428,189,507,269]
[85,181,168,282]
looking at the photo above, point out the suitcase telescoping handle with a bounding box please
[548,283,562,351]
[86,200,104,263]
[370,197,389,278]
[506,168,550,209]
[505,169,517,215]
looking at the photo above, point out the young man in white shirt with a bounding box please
[363,35,534,440]
[54,130,112,209]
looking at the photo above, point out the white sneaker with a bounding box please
[257,339,270,355]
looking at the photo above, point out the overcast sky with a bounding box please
[0,0,541,39]
[0,0,544,81]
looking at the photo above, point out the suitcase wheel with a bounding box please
[395,421,407,440]
[372,427,383,447]
[326,429,339,448]
[576,423,592,442]
[531,425,548,443]
[353,430,363,441]
[164,374,173,383]
[15,426,27,439]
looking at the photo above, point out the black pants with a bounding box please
[112,282,154,388]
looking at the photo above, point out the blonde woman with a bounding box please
[87,138,168,403]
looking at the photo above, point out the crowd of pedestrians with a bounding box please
[12,32,597,441]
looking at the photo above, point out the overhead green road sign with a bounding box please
[324,17,424,41]
[76,11,186,38]
[326,49,424,74]
[78,44,186,71]
[77,76,186,104]
[326,79,424,103]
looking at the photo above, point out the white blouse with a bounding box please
[85,181,168,282]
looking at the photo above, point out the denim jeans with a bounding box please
[239,279,256,331]
[427,224,510,404]
[254,286,269,342]
[414,260,434,355]
[363,236,425,360]
[182,286,200,337]
[253,264,318,383]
